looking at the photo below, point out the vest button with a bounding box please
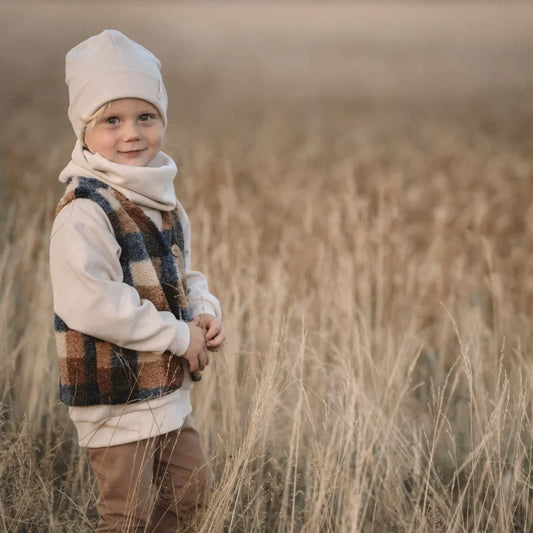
[171,244,180,257]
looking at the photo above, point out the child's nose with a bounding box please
[122,121,141,140]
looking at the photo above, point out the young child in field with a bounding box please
[50,29,224,532]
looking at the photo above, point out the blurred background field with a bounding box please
[1,1,533,531]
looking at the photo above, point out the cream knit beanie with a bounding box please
[66,29,167,139]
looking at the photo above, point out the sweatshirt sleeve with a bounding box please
[50,199,191,356]
[176,201,222,319]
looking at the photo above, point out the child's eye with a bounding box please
[139,114,153,122]
[105,117,119,125]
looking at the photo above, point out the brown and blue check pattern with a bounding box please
[54,176,190,406]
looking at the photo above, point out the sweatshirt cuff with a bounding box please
[169,320,191,356]
[189,301,219,319]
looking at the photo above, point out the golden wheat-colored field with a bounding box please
[1,2,533,531]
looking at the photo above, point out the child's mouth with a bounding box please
[119,149,146,156]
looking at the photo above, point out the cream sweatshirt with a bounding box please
[50,143,220,448]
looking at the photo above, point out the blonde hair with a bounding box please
[82,102,113,135]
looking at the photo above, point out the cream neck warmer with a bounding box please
[58,140,177,211]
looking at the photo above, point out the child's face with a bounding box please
[84,98,164,166]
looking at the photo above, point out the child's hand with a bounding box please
[182,323,210,379]
[192,314,225,352]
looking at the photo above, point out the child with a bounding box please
[50,30,225,532]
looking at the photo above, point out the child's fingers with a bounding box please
[192,315,206,331]
[187,358,198,373]
[207,332,223,345]
[206,331,225,349]
[204,319,224,340]
[204,323,219,341]
[198,348,210,370]
[190,370,202,381]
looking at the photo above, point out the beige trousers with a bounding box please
[88,416,212,533]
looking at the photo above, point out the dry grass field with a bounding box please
[1,1,533,531]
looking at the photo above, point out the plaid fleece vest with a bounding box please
[54,176,191,406]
